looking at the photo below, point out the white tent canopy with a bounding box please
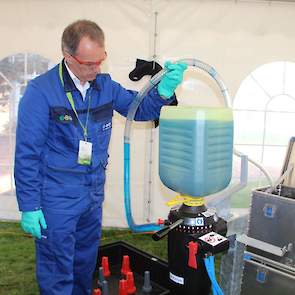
[1,0,295,227]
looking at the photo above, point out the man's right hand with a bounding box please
[21,210,47,239]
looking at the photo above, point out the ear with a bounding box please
[63,51,72,64]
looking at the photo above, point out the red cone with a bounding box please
[126,271,136,294]
[92,288,101,295]
[119,279,128,295]
[101,256,111,277]
[121,255,131,276]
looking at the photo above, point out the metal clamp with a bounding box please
[237,234,288,257]
[244,251,295,281]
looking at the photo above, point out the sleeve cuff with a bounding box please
[19,204,42,212]
[150,87,176,105]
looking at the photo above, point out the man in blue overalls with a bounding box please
[14,19,187,295]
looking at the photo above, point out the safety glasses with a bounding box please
[70,52,107,67]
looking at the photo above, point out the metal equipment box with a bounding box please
[240,186,295,295]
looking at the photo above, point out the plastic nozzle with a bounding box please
[97,266,105,287]
[126,271,136,294]
[119,279,128,295]
[121,255,131,276]
[142,271,152,293]
[101,256,111,277]
[101,280,109,295]
[93,288,101,295]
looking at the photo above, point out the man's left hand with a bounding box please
[158,61,188,99]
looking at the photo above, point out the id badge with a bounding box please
[78,140,92,165]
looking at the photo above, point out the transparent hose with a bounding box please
[123,58,272,233]
[123,59,231,232]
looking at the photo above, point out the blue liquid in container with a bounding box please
[159,107,233,197]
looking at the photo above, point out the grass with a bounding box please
[0,221,222,295]
[0,222,37,295]
[0,221,167,295]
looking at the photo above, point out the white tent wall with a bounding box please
[1,0,295,227]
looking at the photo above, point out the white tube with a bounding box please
[245,154,274,186]
[233,148,273,186]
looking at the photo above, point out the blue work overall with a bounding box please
[14,60,174,295]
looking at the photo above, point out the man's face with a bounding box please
[65,36,107,83]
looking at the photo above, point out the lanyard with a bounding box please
[59,62,91,141]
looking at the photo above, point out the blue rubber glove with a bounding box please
[21,210,47,239]
[158,61,188,99]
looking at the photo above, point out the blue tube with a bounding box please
[124,142,162,232]
[204,256,224,295]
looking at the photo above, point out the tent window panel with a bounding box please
[233,76,270,111]
[264,112,295,146]
[234,110,264,145]
[267,95,295,112]
[233,61,295,208]
[251,61,285,97]
[262,146,287,180]
[0,53,54,195]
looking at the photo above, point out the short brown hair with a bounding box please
[61,20,105,55]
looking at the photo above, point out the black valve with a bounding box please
[152,219,184,241]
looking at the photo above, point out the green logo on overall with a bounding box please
[59,114,73,121]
